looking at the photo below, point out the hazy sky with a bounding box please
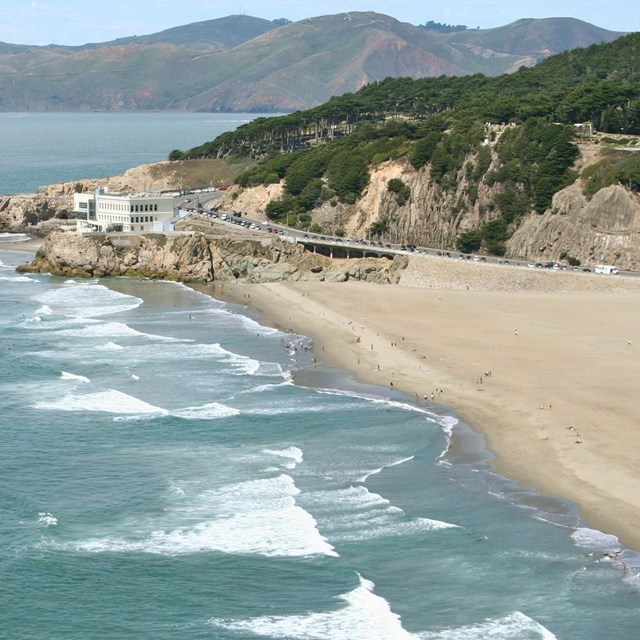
[1,0,637,46]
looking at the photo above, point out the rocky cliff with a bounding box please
[215,145,640,270]
[507,183,640,269]
[216,156,502,249]
[19,231,408,284]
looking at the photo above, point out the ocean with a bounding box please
[0,112,273,195]
[2,113,640,639]
[1,244,640,640]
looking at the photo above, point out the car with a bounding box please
[583,268,591,272]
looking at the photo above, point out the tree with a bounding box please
[456,229,482,253]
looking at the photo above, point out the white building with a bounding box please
[74,188,176,234]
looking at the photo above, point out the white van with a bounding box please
[595,264,619,275]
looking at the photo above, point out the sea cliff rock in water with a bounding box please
[19,231,408,284]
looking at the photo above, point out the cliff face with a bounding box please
[19,231,408,285]
[507,184,640,269]
[216,157,502,248]
[216,147,640,270]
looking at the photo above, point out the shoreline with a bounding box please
[200,260,640,552]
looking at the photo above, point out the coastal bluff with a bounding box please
[18,231,408,284]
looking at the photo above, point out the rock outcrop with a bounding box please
[0,194,73,232]
[507,184,640,269]
[19,231,408,284]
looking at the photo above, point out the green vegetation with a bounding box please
[387,178,411,205]
[456,218,509,256]
[369,218,390,238]
[582,152,640,197]
[486,119,579,214]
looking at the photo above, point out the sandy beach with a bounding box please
[217,256,640,551]
[0,235,44,253]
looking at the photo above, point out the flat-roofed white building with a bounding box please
[74,188,176,234]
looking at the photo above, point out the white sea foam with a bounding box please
[207,342,279,376]
[37,512,58,528]
[419,611,557,639]
[571,527,620,550]
[0,232,30,243]
[58,321,145,338]
[34,282,142,318]
[171,402,240,420]
[0,274,36,282]
[60,371,91,384]
[302,485,457,543]
[360,455,414,481]
[316,386,460,438]
[246,378,294,394]
[98,341,124,351]
[35,304,53,315]
[263,446,304,469]
[64,474,335,558]
[34,390,167,415]
[210,575,419,640]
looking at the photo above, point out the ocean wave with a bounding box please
[241,400,361,416]
[60,371,91,384]
[419,611,557,639]
[34,389,167,415]
[316,386,460,434]
[263,446,304,469]
[171,402,240,420]
[359,455,415,481]
[97,342,124,351]
[206,342,285,377]
[196,301,283,338]
[244,378,295,394]
[34,282,142,318]
[37,512,58,528]
[35,304,53,315]
[0,275,36,282]
[58,474,336,558]
[302,484,458,543]
[210,574,419,640]
[571,527,620,550]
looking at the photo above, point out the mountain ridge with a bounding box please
[0,12,626,112]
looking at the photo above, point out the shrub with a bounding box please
[387,178,411,205]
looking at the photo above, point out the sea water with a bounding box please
[0,112,273,195]
[1,248,640,640]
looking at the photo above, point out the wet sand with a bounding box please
[216,256,640,551]
[0,236,44,253]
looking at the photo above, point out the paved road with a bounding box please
[185,201,638,278]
